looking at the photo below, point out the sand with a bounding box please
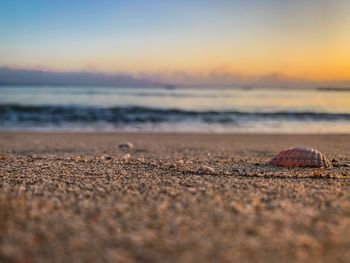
[0,132,349,263]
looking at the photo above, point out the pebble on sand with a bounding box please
[100,155,112,161]
[122,154,131,161]
[0,154,8,160]
[312,168,324,177]
[176,160,185,165]
[118,142,134,150]
[198,165,215,174]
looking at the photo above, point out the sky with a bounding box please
[1,0,350,85]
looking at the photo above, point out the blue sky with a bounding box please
[1,0,350,83]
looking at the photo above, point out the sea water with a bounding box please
[0,86,349,133]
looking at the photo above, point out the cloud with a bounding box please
[1,66,350,88]
[141,70,350,88]
[0,67,160,87]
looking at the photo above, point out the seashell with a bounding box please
[269,146,332,168]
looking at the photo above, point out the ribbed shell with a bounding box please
[269,147,332,168]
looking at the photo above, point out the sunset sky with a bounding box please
[1,0,350,84]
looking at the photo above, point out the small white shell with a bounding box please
[118,142,134,150]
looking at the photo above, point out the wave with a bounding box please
[0,104,350,125]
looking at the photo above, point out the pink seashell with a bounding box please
[269,147,332,168]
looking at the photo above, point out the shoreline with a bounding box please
[2,130,350,134]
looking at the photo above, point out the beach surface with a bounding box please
[0,132,349,263]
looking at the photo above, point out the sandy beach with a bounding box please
[0,132,349,263]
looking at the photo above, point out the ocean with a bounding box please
[0,86,350,133]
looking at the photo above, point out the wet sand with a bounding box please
[0,133,350,263]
